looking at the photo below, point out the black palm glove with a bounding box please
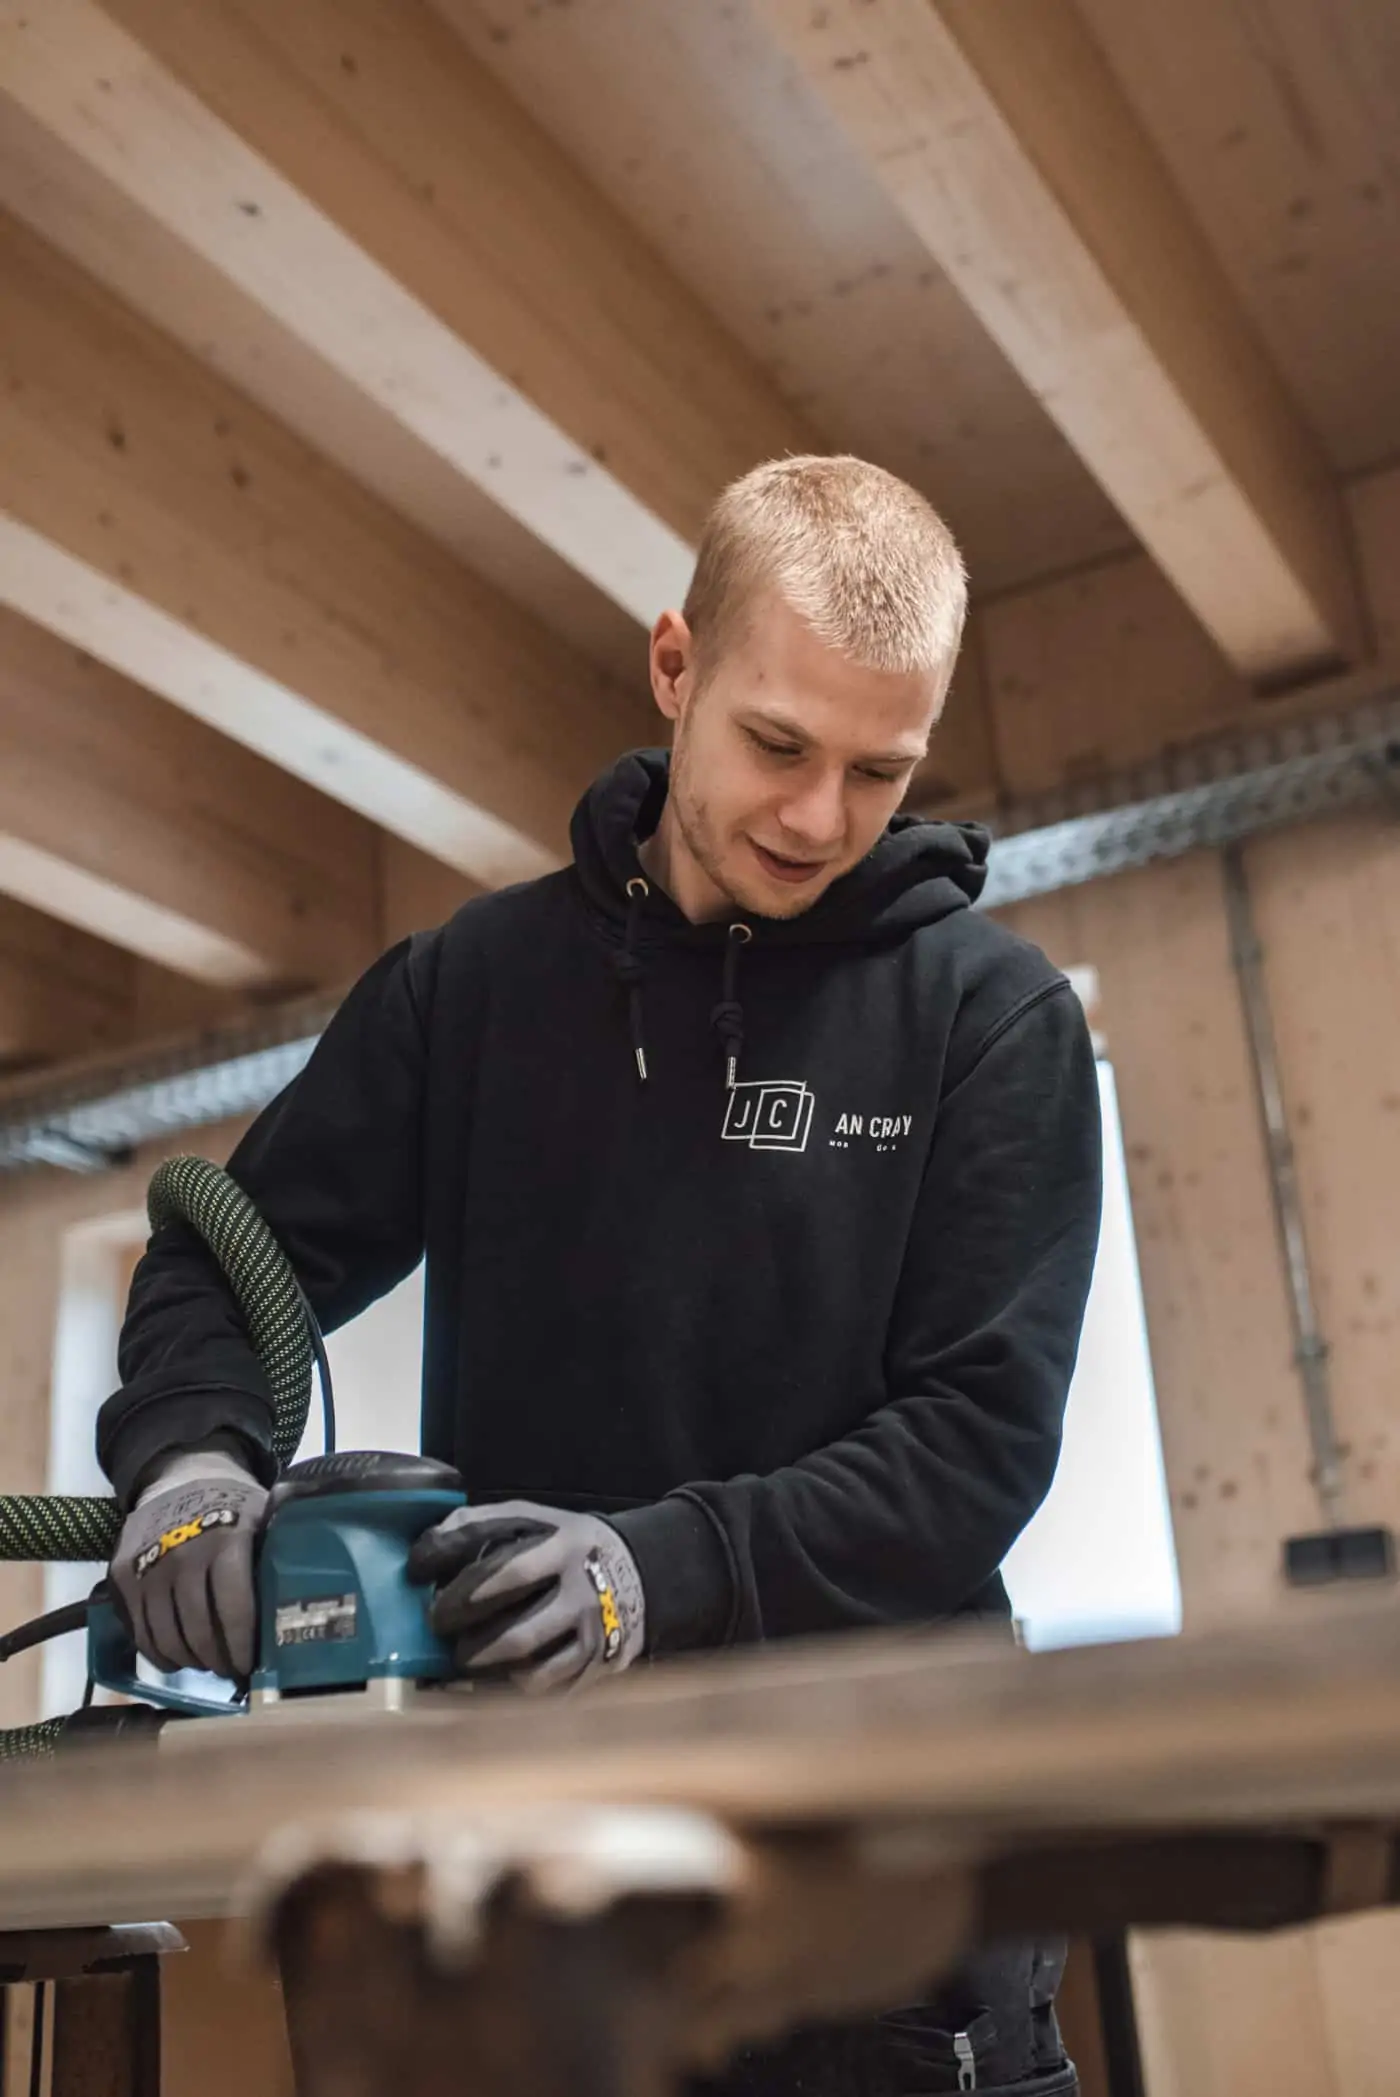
[406,1500,646,1695]
[109,1456,267,1679]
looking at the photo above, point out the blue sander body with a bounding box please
[87,1451,466,1720]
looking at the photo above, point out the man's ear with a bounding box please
[649,609,696,725]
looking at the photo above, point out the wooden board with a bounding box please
[756,0,1361,684]
[3,1597,1400,1930]
[982,555,1250,797]
[0,96,644,687]
[163,1919,295,2097]
[0,206,650,888]
[1350,463,1400,663]
[0,899,134,1074]
[1132,1911,1400,2097]
[435,0,1130,599]
[975,456,1399,801]
[1245,809,1400,1539]
[5,0,793,618]
[378,837,479,946]
[909,625,999,814]
[1077,0,1400,479]
[0,604,380,989]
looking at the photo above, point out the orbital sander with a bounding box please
[0,1159,468,1757]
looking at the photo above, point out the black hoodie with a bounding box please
[100,750,1103,1653]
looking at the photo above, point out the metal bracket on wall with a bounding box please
[979,686,1400,908]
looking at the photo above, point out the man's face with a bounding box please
[649,593,944,921]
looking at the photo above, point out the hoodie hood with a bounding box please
[570,748,989,947]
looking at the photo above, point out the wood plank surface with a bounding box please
[2,1600,1400,1929]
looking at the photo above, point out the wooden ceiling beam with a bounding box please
[0,0,813,626]
[757,0,1363,687]
[0,605,380,990]
[0,898,135,1073]
[378,837,479,950]
[0,209,653,890]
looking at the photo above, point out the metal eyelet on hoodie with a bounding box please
[711,922,752,1092]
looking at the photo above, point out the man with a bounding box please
[102,456,1101,2094]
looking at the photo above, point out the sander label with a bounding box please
[275,1593,358,1646]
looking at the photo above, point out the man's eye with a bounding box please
[856,768,904,786]
[753,734,801,760]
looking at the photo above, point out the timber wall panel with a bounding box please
[998,854,1315,1628]
[1132,1912,1400,2097]
[1245,809,1400,1538]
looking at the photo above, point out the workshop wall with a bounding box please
[1000,806,1400,2097]
[1000,797,1400,1629]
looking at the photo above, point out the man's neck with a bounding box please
[637,805,730,925]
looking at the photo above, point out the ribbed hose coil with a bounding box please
[0,1156,313,1564]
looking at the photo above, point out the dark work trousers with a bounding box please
[693,1939,1078,2097]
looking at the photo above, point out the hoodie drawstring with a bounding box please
[614,877,650,1084]
[611,885,752,1091]
[712,922,752,1091]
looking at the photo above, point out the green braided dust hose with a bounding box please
[0,1718,66,1763]
[0,1156,316,1566]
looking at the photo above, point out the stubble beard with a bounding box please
[669,757,812,922]
[668,731,738,912]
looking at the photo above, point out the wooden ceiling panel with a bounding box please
[379,837,479,948]
[0,604,380,989]
[0,897,134,1072]
[0,207,652,887]
[432,0,1132,598]
[0,0,813,630]
[0,100,644,690]
[1076,0,1400,477]
[755,0,1361,687]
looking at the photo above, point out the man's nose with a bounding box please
[777,767,847,849]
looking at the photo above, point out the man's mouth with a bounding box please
[749,840,830,886]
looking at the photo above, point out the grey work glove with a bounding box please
[109,1450,268,1679]
[407,1499,646,1695]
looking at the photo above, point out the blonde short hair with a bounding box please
[683,454,967,689]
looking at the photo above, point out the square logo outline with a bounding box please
[721,1079,816,1154]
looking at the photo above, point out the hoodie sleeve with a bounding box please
[613,978,1103,1650]
[97,934,439,1506]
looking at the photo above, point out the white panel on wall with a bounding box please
[1004,1062,1182,1649]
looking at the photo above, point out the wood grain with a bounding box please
[756,0,1361,682]
[4,1600,1400,1929]
[0,604,378,989]
[0,206,649,889]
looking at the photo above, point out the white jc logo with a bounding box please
[721,1081,816,1154]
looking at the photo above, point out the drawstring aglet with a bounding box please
[635,1044,649,1084]
[725,1056,737,1090]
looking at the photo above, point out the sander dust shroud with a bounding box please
[0,1158,467,1761]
